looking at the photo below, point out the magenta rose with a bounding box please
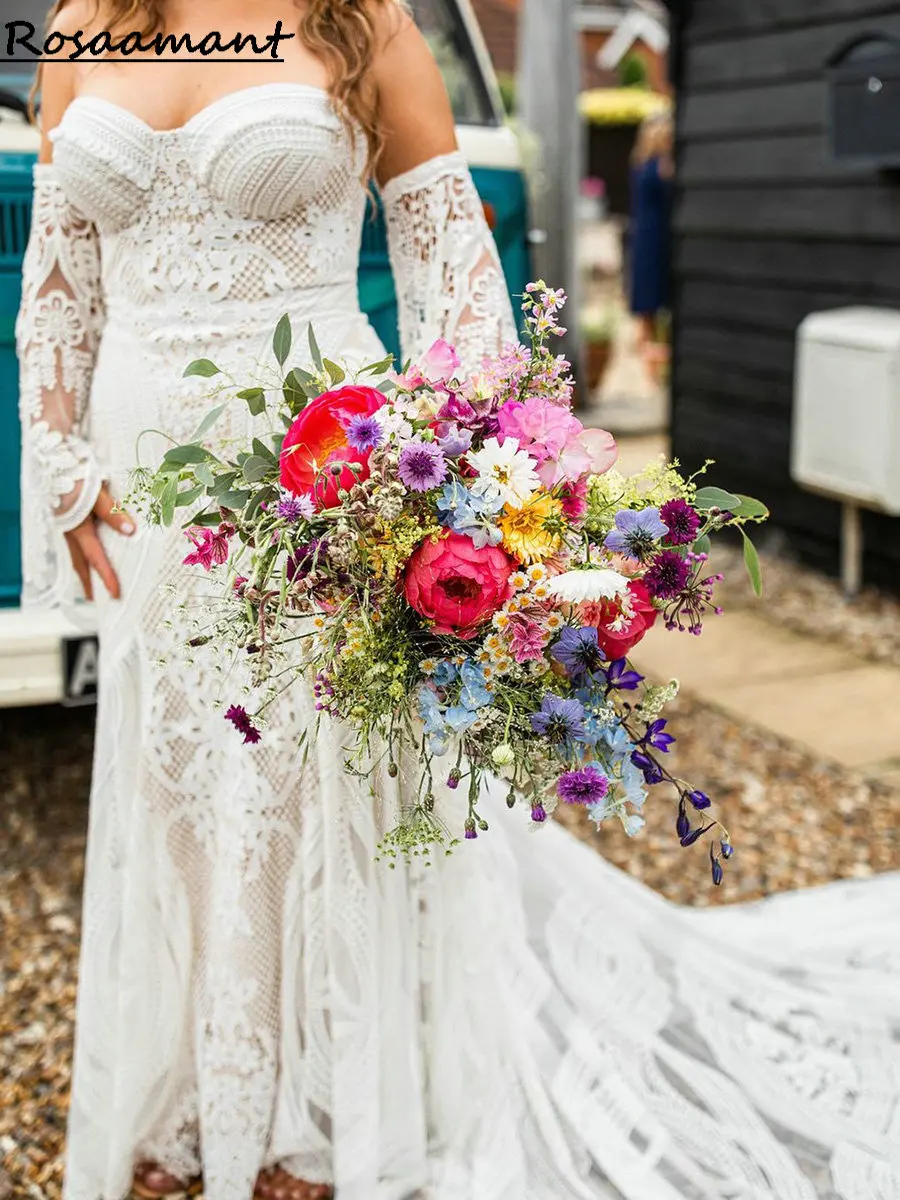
[403,532,517,640]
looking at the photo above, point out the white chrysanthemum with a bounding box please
[468,437,539,510]
[547,568,630,603]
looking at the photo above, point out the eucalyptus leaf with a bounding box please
[242,456,274,484]
[192,402,227,440]
[190,511,223,528]
[377,380,395,394]
[194,462,215,488]
[246,485,279,521]
[273,314,292,367]
[694,486,742,512]
[218,488,252,510]
[693,533,712,557]
[160,475,178,526]
[324,358,346,385]
[209,471,238,496]
[163,444,211,466]
[741,530,764,597]
[282,369,308,410]
[183,358,220,379]
[237,387,266,417]
[308,324,324,370]
[731,494,770,521]
[251,437,277,463]
[359,354,395,376]
[175,483,206,508]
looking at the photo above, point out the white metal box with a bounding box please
[793,306,900,514]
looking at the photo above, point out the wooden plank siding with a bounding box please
[668,0,900,585]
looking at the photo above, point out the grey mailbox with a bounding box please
[828,34,900,168]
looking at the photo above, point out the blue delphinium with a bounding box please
[446,661,493,731]
[435,479,503,549]
[601,658,644,691]
[416,684,451,756]
[604,507,668,561]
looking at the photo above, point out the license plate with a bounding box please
[62,635,99,707]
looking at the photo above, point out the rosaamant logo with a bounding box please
[3,20,295,62]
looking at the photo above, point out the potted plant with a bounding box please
[581,307,618,394]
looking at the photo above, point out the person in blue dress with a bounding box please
[628,113,673,369]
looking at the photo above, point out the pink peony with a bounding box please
[280,385,385,509]
[403,532,516,640]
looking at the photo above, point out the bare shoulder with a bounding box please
[46,0,101,37]
[371,3,458,186]
[36,1,98,160]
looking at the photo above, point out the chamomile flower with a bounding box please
[468,437,540,510]
[527,564,548,583]
[510,571,529,591]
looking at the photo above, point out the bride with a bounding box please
[17,1,900,1199]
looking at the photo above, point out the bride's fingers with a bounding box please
[93,484,136,537]
[65,535,93,600]
[76,524,122,600]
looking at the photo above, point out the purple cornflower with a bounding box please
[224,704,261,745]
[530,694,587,744]
[602,658,644,691]
[557,766,609,806]
[644,550,692,600]
[641,719,675,753]
[660,498,701,547]
[286,538,326,583]
[345,413,384,453]
[604,508,668,561]
[277,495,314,522]
[398,438,448,491]
[551,626,604,677]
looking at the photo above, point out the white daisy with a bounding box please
[468,437,540,510]
[546,568,630,604]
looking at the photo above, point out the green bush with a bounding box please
[619,53,650,90]
[496,71,516,116]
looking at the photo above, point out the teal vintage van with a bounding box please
[0,0,531,704]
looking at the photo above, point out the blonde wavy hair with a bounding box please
[33,0,405,175]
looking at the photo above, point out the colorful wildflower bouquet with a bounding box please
[131,285,767,884]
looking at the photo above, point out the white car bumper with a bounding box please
[0,606,98,708]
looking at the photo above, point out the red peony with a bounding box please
[280,385,385,508]
[584,580,657,659]
[404,532,516,640]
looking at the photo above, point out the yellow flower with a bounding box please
[500,497,563,564]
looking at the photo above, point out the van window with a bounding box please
[409,0,497,127]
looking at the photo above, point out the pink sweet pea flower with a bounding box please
[421,338,461,383]
[537,426,618,488]
[183,524,232,571]
[497,396,581,463]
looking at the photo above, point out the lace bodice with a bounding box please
[16,81,517,605]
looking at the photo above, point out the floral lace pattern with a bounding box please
[16,87,899,1200]
[15,167,105,604]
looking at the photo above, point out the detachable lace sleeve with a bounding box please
[15,164,105,605]
[381,151,518,370]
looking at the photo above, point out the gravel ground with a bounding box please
[3,568,899,1196]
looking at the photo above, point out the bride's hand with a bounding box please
[64,486,136,601]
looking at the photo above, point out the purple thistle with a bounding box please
[345,414,384,453]
[398,438,448,491]
[641,719,675,753]
[645,550,692,600]
[531,803,548,823]
[277,496,314,522]
[660,498,701,547]
[464,819,478,840]
[530,695,587,744]
[224,704,261,745]
[557,766,610,806]
[602,658,644,691]
[551,626,605,677]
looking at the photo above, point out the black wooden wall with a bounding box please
[669,0,900,586]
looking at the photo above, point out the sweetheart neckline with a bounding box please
[54,81,332,140]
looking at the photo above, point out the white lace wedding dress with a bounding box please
[16,82,900,1200]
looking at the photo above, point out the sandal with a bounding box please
[255,1165,334,1200]
[132,1163,192,1199]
